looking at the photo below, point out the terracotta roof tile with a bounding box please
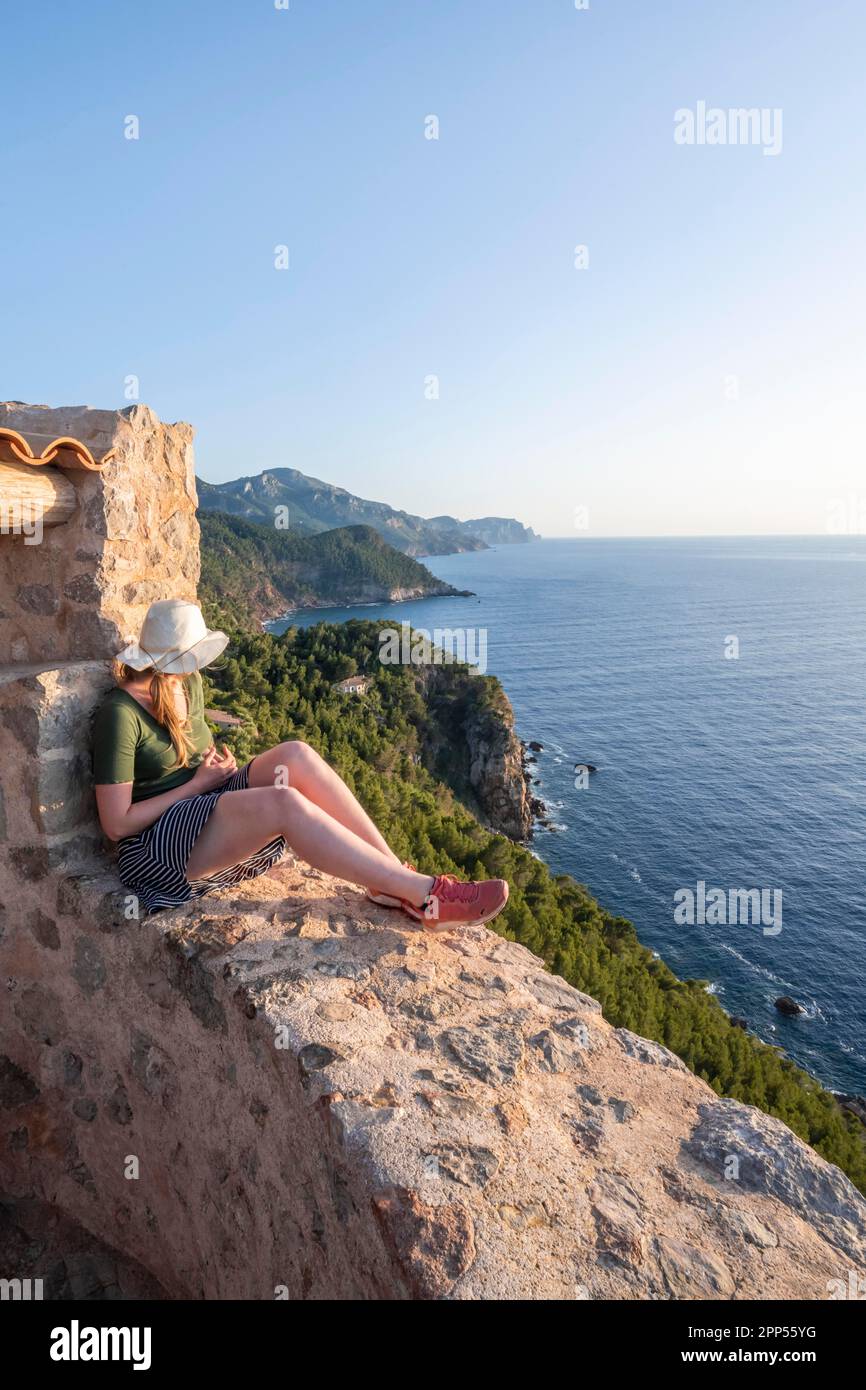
[0,427,116,471]
[204,708,245,726]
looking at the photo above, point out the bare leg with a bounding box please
[247,741,400,862]
[185,786,434,905]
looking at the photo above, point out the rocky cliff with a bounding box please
[414,666,533,842]
[2,860,865,1300]
[462,691,534,842]
[429,515,539,546]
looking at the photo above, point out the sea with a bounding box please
[269,536,866,1096]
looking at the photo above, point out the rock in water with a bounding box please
[775,996,805,1017]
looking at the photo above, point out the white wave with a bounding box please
[716,941,789,988]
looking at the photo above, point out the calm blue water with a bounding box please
[270,538,866,1094]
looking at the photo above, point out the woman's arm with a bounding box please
[95,746,236,841]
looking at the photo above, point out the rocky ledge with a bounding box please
[2,860,864,1300]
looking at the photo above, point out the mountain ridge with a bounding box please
[197,466,538,556]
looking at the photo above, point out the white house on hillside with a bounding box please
[334,676,370,695]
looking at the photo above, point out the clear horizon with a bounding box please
[203,469,866,540]
[3,1,864,539]
[493,532,866,541]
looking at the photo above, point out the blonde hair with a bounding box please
[112,660,194,769]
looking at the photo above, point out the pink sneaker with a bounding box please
[402,874,509,931]
[367,863,417,909]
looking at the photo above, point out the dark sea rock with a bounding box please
[774,996,805,1017]
[527,741,544,752]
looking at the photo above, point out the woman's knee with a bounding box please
[261,783,309,826]
[277,739,321,778]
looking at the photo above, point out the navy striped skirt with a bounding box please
[116,761,287,914]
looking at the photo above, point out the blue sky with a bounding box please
[2,1,864,536]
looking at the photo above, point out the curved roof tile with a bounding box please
[0,427,116,471]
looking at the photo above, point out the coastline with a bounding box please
[262,584,475,631]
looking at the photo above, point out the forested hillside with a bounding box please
[197,510,467,627]
[202,617,866,1193]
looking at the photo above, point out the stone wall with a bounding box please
[0,402,200,891]
[0,662,114,880]
[1,400,865,1300]
[0,402,198,667]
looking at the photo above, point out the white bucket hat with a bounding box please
[115,599,229,675]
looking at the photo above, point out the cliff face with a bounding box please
[2,860,864,1300]
[427,514,538,547]
[459,517,539,545]
[462,694,533,842]
[415,668,533,842]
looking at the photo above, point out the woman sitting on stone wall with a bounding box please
[92,599,509,926]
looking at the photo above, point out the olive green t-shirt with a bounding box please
[92,671,213,802]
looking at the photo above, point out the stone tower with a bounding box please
[0,401,199,877]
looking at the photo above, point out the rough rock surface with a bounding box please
[2,860,864,1300]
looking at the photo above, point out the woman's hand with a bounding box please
[191,744,237,791]
[215,742,238,776]
[96,743,240,841]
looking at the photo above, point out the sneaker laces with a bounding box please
[431,875,479,904]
